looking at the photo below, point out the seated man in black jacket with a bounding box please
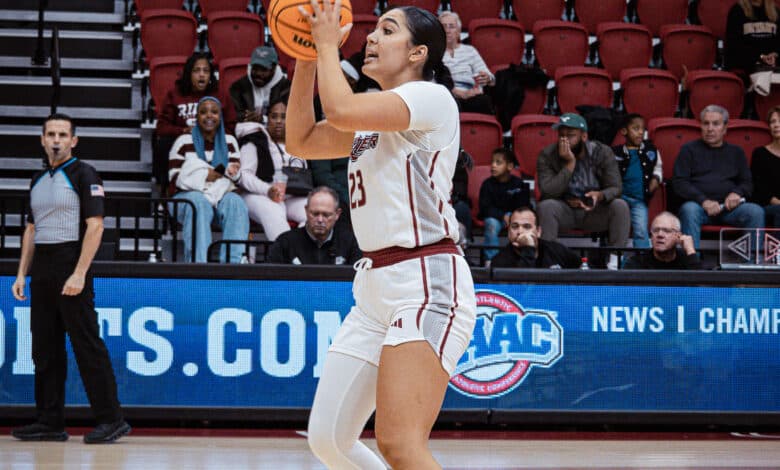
[623,212,702,270]
[491,207,581,269]
[267,186,361,265]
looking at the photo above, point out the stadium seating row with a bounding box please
[461,113,771,179]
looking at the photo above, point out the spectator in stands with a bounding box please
[236,89,307,241]
[478,148,531,261]
[491,207,581,268]
[623,212,702,269]
[229,45,291,124]
[155,53,234,195]
[267,186,361,264]
[751,105,780,227]
[438,11,495,115]
[168,96,248,263]
[612,113,663,248]
[672,105,765,248]
[725,0,780,77]
[537,113,629,269]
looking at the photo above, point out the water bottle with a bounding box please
[580,257,590,270]
[148,252,158,263]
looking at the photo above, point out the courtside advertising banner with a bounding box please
[1,276,779,412]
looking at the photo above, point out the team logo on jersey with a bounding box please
[350,133,379,161]
[449,289,563,399]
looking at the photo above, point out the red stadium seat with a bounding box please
[518,85,548,115]
[350,0,378,15]
[532,20,589,77]
[467,165,492,227]
[597,22,653,80]
[647,117,701,180]
[207,11,264,65]
[754,89,780,120]
[198,0,248,19]
[659,24,717,80]
[140,9,197,61]
[511,0,565,31]
[554,66,613,113]
[135,0,186,19]
[572,0,627,35]
[340,14,377,61]
[460,113,503,167]
[148,55,187,114]
[451,0,505,31]
[685,70,745,119]
[217,57,250,106]
[511,114,558,177]
[697,0,738,39]
[620,68,679,121]
[390,0,441,13]
[727,119,771,165]
[647,183,667,225]
[468,19,525,72]
[635,0,689,37]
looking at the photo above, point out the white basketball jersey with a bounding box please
[348,81,460,252]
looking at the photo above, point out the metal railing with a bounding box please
[207,239,273,264]
[0,194,196,262]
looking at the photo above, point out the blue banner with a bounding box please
[1,276,779,412]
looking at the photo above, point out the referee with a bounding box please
[11,114,130,443]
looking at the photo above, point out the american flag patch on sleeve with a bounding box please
[90,184,105,197]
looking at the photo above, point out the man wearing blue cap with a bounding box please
[229,45,291,124]
[536,113,630,269]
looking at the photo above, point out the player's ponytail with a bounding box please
[432,60,453,88]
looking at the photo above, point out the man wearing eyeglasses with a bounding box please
[491,207,582,269]
[623,212,702,269]
[267,186,361,265]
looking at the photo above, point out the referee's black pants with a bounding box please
[30,242,122,428]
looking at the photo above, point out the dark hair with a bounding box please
[491,147,516,166]
[395,6,448,82]
[268,84,290,112]
[511,206,538,225]
[176,53,218,96]
[619,113,645,129]
[43,113,76,135]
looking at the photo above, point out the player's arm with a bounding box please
[286,60,355,159]
[313,8,411,134]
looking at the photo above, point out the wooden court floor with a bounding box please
[1,428,779,469]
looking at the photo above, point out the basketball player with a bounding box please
[287,2,477,469]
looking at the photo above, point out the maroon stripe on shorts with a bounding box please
[416,256,430,329]
[439,255,458,356]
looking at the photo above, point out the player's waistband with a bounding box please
[361,239,460,269]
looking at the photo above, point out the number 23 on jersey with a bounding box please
[348,170,366,209]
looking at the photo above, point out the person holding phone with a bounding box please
[623,212,702,269]
[536,113,630,269]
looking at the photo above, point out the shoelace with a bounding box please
[353,257,373,271]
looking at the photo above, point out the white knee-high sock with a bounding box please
[307,352,386,470]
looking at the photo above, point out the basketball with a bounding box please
[268,0,353,61]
